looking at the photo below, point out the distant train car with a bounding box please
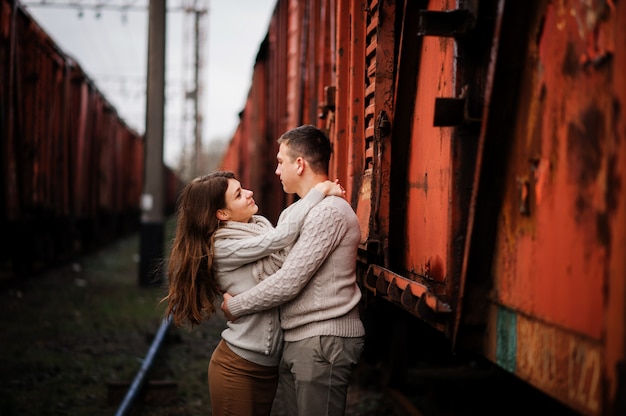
[221,0,625,414]
[0,0,178,275]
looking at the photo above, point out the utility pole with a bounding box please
[139,0,166,286]
[193,8,203,177]
[184,1,207,178]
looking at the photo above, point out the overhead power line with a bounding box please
[22,0,207,13]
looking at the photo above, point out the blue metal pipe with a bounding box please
[115,314,172,416]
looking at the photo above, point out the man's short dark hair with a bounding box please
[277,125,331,174]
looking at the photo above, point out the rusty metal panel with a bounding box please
[606,0,626,413]
[219,124,243,173]
[97,105,113,211]
[404,0,457,284]
[352,0,396,248]
[85,93,100,217]
[1,0,145,273]
[128,131,143,212]
[467,0,626,413]
[491,0,620,339]
[215,0,625,413]
[268,0,290,142]
[330,0,351,196]
[71,81,91,219]
[334,0,367,219]
[286,0,302,128]
[489,306,604,415]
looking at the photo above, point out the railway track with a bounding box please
[0,230,580,416]
[114,305,580,416]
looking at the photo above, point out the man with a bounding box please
[221,124,366,415]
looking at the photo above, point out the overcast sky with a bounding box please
[25,0,276,167]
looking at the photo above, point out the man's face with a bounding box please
[275,143,299,194]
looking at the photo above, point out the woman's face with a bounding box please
[219,178,258,222]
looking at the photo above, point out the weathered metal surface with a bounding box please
[403,0,486,293]
[491,0,617,342]
[346,0,396,249]
[465,0,626,413]
[0,0,150,272]
[417,9,475,37]
[490,306,603,415]
[220,0,626,414]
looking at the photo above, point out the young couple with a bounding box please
[164,125,366,416]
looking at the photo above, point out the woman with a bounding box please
[163,171,343,415]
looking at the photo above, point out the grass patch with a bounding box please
[0,218,225,415]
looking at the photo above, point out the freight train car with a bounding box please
[220,1,626,414]
[0,0,178,276]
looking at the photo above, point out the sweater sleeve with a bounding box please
[226,204,345,317]
[213,189,325,271]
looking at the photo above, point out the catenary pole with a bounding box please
[139,0,166,286]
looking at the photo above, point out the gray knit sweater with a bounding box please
[227,193,366,342]
[212,189,325,366]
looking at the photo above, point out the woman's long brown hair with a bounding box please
[163,171,235,327]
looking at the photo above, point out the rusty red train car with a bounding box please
[220,0,625,414]
[0,0,176,275]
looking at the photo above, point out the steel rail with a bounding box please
[114,314,172,416]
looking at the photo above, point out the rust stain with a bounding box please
[407,172,428,192]
[516,314,602,415]
[566,107,604,189]
[534,157,551,206]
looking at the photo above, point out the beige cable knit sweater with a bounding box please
[227,194,366,342]
[212,189,326,366]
